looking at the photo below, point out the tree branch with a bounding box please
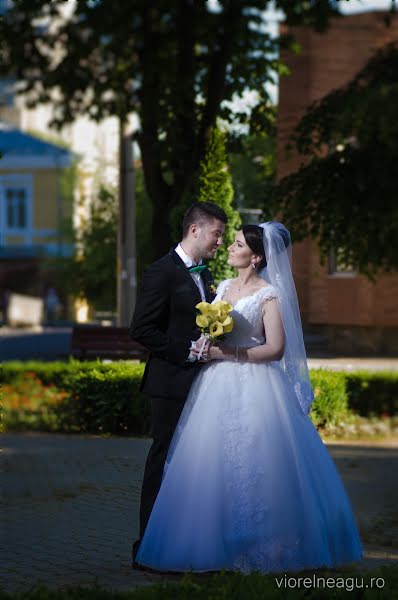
[171,0,197,200]
[196,0,243,165]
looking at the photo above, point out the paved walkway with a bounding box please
[1,433,397,593]
[307,357,398,371]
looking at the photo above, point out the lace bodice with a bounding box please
[214,279,279,348]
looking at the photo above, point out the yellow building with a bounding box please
[0,122,73,311]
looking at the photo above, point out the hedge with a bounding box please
[1,361,149,435]
[1,361,397,435]
[345,370,398,417]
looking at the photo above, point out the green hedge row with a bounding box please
[1,361,149,436]
[1,361,397,435]
[345,370,398,416]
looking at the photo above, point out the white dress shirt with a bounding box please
[175,243,207,302]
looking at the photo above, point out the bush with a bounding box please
[1,362,397,435]
[309,369,350,428]
[1,361,149,436]
[345,370,398,417]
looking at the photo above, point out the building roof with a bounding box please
[0,122,73,169]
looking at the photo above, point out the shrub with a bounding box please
[345,370,398,417]
[1,362,397,435]
[1,361,149,436]
[309,369,350,427]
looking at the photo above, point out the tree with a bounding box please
[135,165,154,284]
[197,126,241,283]
[65,186,117,312]
[272,43,398,279]
[1,0,339,259]
[227,130,276,214]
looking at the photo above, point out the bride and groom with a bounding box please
[129,201,363,573]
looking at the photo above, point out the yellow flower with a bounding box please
[196,315,210,328]
[208,305,221,318]
[209,284,217,295]
[210,321,224,337]
[223,321,234,333]
[196,301,212,314]
[220,315,232,326]
[212,300,233,314]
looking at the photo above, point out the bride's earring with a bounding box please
[252,263,256,269]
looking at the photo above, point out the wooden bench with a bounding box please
[70,325,148,361]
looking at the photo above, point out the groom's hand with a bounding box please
[189,336,211,362]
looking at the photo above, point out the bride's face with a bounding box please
[227,231,257,268]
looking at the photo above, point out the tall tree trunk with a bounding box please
[117,120,137,326]
[151,191,174,258]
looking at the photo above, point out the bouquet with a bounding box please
[195,300,234,360]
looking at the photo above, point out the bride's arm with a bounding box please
[208,298,285,362]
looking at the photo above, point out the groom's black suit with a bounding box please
[129,248,215,555]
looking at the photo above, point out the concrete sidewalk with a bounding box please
[307,357,398,371]
[1,433,397,593]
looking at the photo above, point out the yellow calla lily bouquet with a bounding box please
[195,300,234,360]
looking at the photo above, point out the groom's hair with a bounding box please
[182,202,227,238]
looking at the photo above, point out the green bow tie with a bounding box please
[188,264,207,274]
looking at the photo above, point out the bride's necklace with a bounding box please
[235,276,258,294]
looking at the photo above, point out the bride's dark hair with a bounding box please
[242,225,267,269]
[242,223,290,269]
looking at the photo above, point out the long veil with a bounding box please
[259,222,314,415]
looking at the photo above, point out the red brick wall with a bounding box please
[277,12,398,328]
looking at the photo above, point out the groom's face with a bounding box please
[195,218,225,259]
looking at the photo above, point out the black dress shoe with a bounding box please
[131,539,141,562]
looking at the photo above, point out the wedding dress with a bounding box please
[136,280,363,573]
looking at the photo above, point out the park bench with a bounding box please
[70,325,148,361]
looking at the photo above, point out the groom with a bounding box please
[129,201,227,564]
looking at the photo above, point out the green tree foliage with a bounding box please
[227,131,276,215]
[197,127,241,283]
[67,187,117,311]
[61,174,154,307]
[272,44,398,279]
[1,0,339,258]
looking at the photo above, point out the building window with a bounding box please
[328,248,357,277]
[6,188,27,229]
[0,174,33,246]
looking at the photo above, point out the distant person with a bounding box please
[44,287,61,323]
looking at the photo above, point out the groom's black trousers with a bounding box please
[137,395,186,543]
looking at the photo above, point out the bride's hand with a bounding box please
[208,345,224,360]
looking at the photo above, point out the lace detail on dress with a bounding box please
[213,280,293,572]
[214,279,279,348]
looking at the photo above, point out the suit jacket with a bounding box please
[129,248,216,399]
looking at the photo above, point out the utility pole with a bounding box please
[117,119,137,326]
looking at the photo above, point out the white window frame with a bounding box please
[0,174,33,246]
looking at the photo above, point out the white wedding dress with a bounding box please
[136,281,363,573]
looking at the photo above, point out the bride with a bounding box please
[135,221,363,573]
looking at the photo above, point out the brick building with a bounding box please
[277,11,398,354]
